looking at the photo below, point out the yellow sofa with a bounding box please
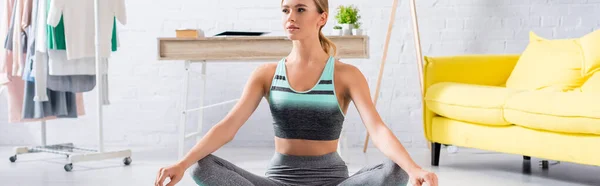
[422,54,600,167]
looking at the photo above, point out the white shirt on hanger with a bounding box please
[48,50,108,76]
[47,0,126,60]
[33,0,48,101]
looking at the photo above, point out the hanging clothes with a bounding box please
[20,0,34,32]
[4,0,17,51]
[42,0,124,105]
[47,75,96,92]
[32,0,48,101]
[44,51,111,104]
[11,0,25,76]
[20,0,84,120]
[48,50,109,75]
[2,0,124,122]
[7,78,52,122]
[1,0,42,123]
[6,73,85,122]
[1,0,84,123]
[0,0,14,84]
[1,0,16,85]
[22,0,37,82]
[22,81,82,119]
[46,0,126,60]
[43,10,110,93]
[31,0,110,102]
[46,15,116,76]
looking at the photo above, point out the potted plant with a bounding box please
[335,5,361,35]
[331,25,343,36]
[352,22,363,36]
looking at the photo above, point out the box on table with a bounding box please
[176,29,205,38]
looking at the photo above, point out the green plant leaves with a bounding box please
[335,5,361,25]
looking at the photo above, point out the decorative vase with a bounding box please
[352,28,363,36]
[341,24,353,36]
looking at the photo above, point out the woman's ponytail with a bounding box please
[318,30,337,57]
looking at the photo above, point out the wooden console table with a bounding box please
[157,35,370,160]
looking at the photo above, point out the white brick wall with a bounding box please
[1,0,599,150]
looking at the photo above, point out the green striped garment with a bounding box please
[268,56,345,141]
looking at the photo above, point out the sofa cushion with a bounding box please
[505,31,585,91]
[581,72,600,92]
[425,82,522,126]
[504,91,600,135]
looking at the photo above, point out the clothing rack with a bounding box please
[6,0,132,172]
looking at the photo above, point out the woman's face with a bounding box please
[281,0,327,40]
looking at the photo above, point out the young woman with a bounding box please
[155,0,438,185]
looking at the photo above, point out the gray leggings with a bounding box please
[190,151,409,186]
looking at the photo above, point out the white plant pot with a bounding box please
[343,29,352,36]
[341,24,353,36]
[331,29,343,36]
[352,28,363,36]
[341,24,353,30]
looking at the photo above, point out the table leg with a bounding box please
[178,61,191,158]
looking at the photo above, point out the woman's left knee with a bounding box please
[383,159,409,181]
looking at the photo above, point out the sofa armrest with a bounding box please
[422,54,520,141]
[424,54,521,89]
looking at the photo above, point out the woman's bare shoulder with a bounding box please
[256,62,278,72]
[253,62,279,95]
[334,59,363,79]
[256,62,278,80]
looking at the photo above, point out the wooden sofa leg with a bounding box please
[431,142,441,166]
[523,156,531,161]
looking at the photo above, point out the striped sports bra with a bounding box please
[267,56,345,141]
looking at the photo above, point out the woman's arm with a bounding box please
[343,65,421,171]
[342,63,437,186]
[176,63,272,169]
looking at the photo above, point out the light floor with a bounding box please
[0,146,599,186]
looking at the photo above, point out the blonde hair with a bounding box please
[281,0,338,56]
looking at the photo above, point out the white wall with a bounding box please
[1,0,599,150]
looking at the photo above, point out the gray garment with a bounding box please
[47,75,96,92]
[20,29,27,53]
[4,0,17,50]
[23,0,39,81]
[42,51,109,104]
[46,74,109,105]
[190,151,409,186]
[8,0,27,53]
[266,151,348,185]
[22,43,79,119]
[191,154,282,186]
[22,80,78,119]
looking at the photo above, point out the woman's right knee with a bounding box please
[196,154,219,167]
[191,154,220,178]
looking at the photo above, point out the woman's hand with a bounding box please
[408,168,438,186]
[155,163,186,186]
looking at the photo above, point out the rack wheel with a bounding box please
[64,163,73,172]
[123,157,132,166]
[9,155,16,163]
